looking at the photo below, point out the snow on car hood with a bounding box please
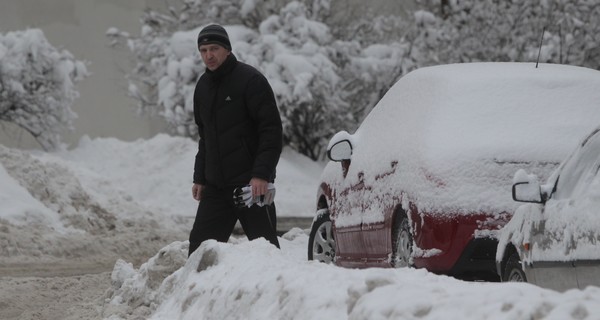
[322,63,600,223]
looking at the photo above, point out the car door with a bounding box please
[325,135,368,265]
[359,161,400,264]
[331,170,369,265]
[526,217,578,291]
[567,129,600,289]
[327,135,399,266]
[530,128,600,290]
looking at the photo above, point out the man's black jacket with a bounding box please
[193,54,283,187]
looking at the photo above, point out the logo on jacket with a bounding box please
[225,96,232,101]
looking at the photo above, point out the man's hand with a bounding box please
[192,184,204,201]
[249,177,269,196]
[233,180,276,208]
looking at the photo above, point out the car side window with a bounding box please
[553,129,600,200]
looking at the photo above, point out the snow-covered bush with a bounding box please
[0,29,88,150]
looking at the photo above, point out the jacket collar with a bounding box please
[205,53,237,81]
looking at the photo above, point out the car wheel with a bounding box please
[308,209,335,263]
[391,212,413,267]
[503,252,527,282]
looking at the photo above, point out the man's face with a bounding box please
[199,44,230,71]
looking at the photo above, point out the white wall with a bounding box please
[0,0,168,149]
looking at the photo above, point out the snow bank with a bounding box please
[0,134,321,264]
[56,134,322,218]
[0,144,117,233]
[0,152,63,229]
[105,232,600,320]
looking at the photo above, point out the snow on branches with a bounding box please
[0,29,88,151]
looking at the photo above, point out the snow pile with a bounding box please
[104,241,189,319]
[56,133,321,219]
[105,233,600,320]
[53,134,199,219]
[0,148,64,229]
[0,144,127,262]
[0,144,116,233]
[0,134,321,265]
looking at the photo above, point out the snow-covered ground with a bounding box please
[2,134,600,319]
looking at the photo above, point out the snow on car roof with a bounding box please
[360,62,600,165]
[330,62,600,216]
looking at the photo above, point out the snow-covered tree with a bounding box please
[108,0,410,160]
[413,0,600,68]
[339,14,416,121]
[0,29,88,150]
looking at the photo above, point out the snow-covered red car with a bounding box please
[308,62,600,280]
[497,125,600,290]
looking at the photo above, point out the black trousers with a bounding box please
[188,185,280,256]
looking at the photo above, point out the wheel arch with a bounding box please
[390,205,413,267]
[498,243,519,278]
[317,194,329,210]
[308,205,335,263]
[391,205,408,226]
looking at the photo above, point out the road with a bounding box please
[0,262,112,320]
[0,217,313,320]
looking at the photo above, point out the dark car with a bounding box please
[308,62,600,280]
[497,126,600,290]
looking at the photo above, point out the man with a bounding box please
[188,24,282,256]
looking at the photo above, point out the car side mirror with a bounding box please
[512,181,544,203]
[327,131,354,162]
[328,140,352,162]
[512,169,545,203]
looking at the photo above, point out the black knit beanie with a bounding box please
[197,24,232,51]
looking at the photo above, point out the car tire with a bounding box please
[503,252,527,282]
[391,212,413,267]
[308,209,335,263]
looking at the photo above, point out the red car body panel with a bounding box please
[409,211,510,273]
[318,164,511,275]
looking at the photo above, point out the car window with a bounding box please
[553,128,600,200]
